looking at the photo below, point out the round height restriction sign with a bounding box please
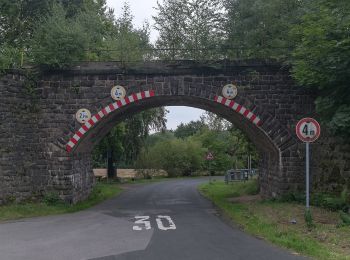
[222,84,238,99]
[111,85,126,101]
[76,108,91,124]
[296,118,321,143]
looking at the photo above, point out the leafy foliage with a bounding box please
[0,0,150,69]
[0,0,51,48]
[291,0,350,137]
[92,108,167,168]
[30,4,97,68]
[174,120,206,139]
[200,111,232,131]
[99,2,152,62]
[191,127,259,171]
[136,116,259,176]
[136,138,205,177]
[154,0,225,60]
[42,192,64,206]
[224,0,302,59]
[0,44,21,72]
[279,191,350,213]
[340,211,350,226]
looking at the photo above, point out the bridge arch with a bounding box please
[66,90,267,153]
[60,67,303,202]
[64,89,285,197]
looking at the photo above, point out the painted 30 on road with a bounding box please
[133,216,176,231]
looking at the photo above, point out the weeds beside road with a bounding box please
[0,182,123,222]
[0,176,190,222]
[199,180,350,260]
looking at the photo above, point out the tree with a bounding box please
[144,131,175,148]
[100,2,152,63]
[174,120,206,139]
[29,4,96,68]
[0,0,150,69]
[0,0,51,48]
[0,0,114,69]
[153,0,225,60]
[135,108,260,175]
[92,107,167,168]
[92,124,125,168]
[224,0,303,59]
[120,108,167,166]
[291,0,350,137]
[136,138,205,177]
[0,44,21,71]
[0,0,52,68]
[200,111,232,131]
[190,129,249,171]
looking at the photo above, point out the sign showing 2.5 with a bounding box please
[296,117,321,143]
[75,108,91,124]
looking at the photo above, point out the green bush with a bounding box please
[339,211,350,226]
[321,197,346,212]
[42,192,64,206]
[137,139,205,177]
[278,192,349,212]
[244,179,259,195]
[312,193,348,212]
[341,188,350,205]
[278,192,305,203]
[310,193,326,207]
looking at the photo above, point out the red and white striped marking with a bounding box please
[214,96,262,126]
[66,90,155,153]
[66,92,262,153]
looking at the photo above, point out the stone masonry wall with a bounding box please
[0,61,347,203]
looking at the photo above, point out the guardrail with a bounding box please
[224,169,257,183]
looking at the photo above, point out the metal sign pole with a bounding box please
[296,118,320,214]
[306,142,310,209]
[208,160,211,183]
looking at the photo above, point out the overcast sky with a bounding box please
[106,0,205,130]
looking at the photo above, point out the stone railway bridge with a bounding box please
[0,60,322,203]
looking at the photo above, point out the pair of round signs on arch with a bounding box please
[76,84,237,123]
[76,85,126,124]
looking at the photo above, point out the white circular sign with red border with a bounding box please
[296,118,321,143]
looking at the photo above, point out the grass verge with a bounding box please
[199,180,350,260]
[0,182,122,222]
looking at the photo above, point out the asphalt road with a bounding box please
[0,178,307,260]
